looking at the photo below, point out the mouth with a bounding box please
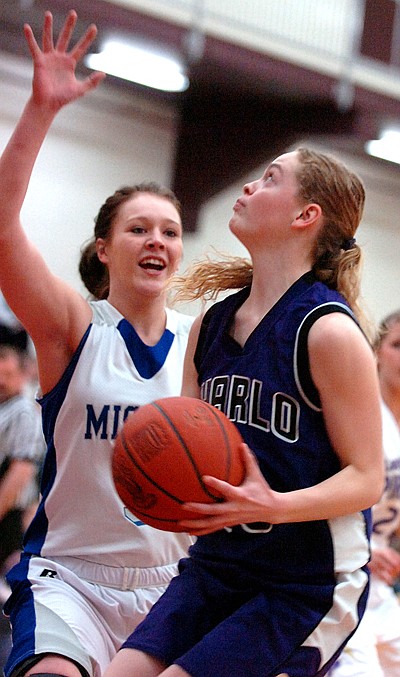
[233,198,245,211]
[139,257,166,272]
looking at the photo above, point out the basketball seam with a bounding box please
[119,427,186,505]
[203,404,233,480]
[153,400,223,501]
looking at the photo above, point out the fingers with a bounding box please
[42,11,54,52]
[24,10,98,65]
[183,497,228,514]
[23,23,41,60]
[80,70,107,94]
[23,11,54,57]
[241,442,259,468]
[55,9,78,52]
[70,24,99,63]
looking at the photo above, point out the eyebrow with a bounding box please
[125,216,181,227]
[266,162,283,174]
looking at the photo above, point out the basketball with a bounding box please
[112,396,245,531]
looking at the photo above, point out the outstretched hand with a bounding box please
[24,10,105,112]
[179,443,280,536]
[368,546,400,585]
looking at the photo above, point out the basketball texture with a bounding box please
[112,396,245,531]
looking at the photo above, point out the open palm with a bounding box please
[24,10,105,111]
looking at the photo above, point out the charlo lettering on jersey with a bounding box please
[201,375,300,442]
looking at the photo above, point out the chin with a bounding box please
[140,282,167,298]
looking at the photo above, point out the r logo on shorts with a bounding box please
[39,569,57,578]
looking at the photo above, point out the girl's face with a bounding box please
[98,192,183,298]
[377,320,400,393]
[229,151,305,245]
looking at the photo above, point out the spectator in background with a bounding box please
[0,293,30,355]
[329,310,400,676]
[0,294,43,674]
[0,292,39,402]
[0,344,45,574]
[0,343,45,673]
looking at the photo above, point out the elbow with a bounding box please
[366,463,385,508]
[368,483,384,508]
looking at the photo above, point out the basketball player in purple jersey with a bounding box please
[105,149,384,676]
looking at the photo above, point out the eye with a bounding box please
[131,226,146,234]
[165,228,179,238]
[263,172,274,183]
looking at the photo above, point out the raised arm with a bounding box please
[0,11,105,390]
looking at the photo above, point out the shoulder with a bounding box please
[308,311,376,400]
[1,393,36,416]
[294,302,369,410]
[89,299,121,326]
[0,395,42,443]
[166,308,195,336]
[308,310,367,355]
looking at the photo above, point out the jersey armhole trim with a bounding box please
[294,302,357,411]
[194,303,219,373]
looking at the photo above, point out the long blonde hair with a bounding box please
[173,147,374,338]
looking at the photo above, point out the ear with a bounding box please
[96,238,108,264]
[292,204,322,230]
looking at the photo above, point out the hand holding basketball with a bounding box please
[112,396,245,531]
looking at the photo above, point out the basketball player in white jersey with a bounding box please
[329,310,400,676]
[0,10,194,677]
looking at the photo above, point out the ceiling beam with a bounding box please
[172,78,359,232]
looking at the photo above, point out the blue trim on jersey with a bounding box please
[117,318,174,379]
[4,557,36,677]
[22,325,92,556]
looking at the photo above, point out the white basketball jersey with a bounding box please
[368,399,400,606]
[371,400,400,549]
[23,300,195,568]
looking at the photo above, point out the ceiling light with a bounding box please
[85,39,189,93]
[365,128,400,165]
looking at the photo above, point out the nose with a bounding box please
[243,180,256,195]
[146,230,165,250]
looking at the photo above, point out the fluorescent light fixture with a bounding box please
[85,39,189,92]
[365,128,400,165]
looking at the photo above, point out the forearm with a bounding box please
[0,98,56,236]
[270,464,384,524]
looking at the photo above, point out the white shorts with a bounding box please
[3,555,180,677]
[328,591,400,677]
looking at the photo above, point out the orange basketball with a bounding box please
[112,396,245,532]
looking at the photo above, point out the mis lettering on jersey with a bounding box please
[201,375,300,443]
[84,404,138,440]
